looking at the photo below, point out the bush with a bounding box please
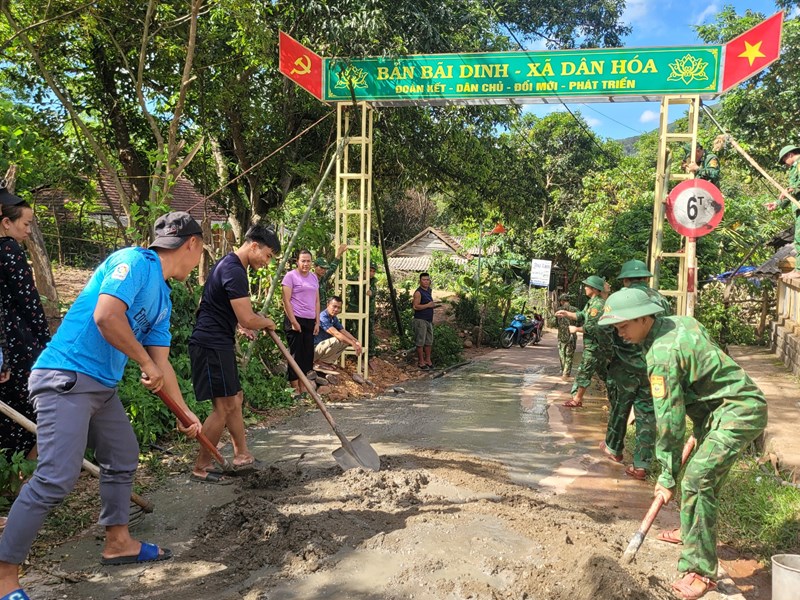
[454,295,480,328]
[695,281,770,347]
[0,450,37,507]
[431,324,464,367]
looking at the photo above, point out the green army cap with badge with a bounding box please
[616,259,653,280]
[598,288,665,326]
[558,293,571,301]
[581,275,606,291]
[682,142,704,158]
[313,257,329,268]
[778,144,800,164]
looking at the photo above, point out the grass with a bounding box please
[622,425,800,564]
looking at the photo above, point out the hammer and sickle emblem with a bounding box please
[291,55,311,75]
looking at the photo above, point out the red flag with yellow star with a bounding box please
[721,11,784,93]
[279,32,323,100]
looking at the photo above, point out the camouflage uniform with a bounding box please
[778,160,800,272]
[642,315,767,579]
[571,295,612,395]
[557,303,577,377]
[694,151,721,187]
[317,257,341,308]
[605,278,673,469]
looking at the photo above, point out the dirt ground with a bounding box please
[22,447,687,600]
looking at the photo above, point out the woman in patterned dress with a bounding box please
[0,200,51,463]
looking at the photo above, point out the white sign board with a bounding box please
[530,259,552,287]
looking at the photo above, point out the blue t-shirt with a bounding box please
[190,253,250,350]
[34,247,172,387]
[314,309,343,345]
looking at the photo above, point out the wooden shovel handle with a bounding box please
[0,399,154,513]
[154,389,229,470]
[267,329,350,446]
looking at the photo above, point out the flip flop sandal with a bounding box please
[0,589,30,600]
[562,398,583,407]
[671,573,716,600]
[598,441,624,463]
[100,542,173,566]
[189,472,234,485]
[625,466,647,480]
[657,528,683,544]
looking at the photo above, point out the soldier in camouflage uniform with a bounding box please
[766,144,800,279]
[604,260,673,479]
[682,143,720,187]
[314,243,347,307]
[554,275,611,408]
[556,294,577,380]
[600,288,767,600]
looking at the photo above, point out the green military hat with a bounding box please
[558,293,571,301]
[598,288,665,326]
[778,144,800,164]
[616,259,653,280]
[581,275,606,291]
[370,262,379,270]
[682,142,703,158]
[313,257,329,268]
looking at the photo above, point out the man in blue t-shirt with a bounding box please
[188,223,281,483]
[0,212,204,597]
[313,295,362,367]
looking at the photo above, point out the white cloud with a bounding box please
[693,4,719,25]
[585,116,602,127]
[623,0,654,26]
[639,110,658,124]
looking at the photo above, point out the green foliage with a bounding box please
[454,295,480,329]
[239,356,295,411]
[695,282,770,347]
[718,457,800,561]
[431,324,464,367]
[0,450,37,505]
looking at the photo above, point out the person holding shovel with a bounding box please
[765,144,800,280]
[554,275,612,409]
[189,223,281,484]
[0,212,204,600]
[599,288,767,600]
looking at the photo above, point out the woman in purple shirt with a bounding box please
[281,249,319,393]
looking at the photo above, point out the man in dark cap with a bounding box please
[0,212,205,599]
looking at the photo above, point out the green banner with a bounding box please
[323,46,721,103]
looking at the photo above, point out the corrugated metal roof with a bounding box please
[388,255,469,272]
[753,244,796,277]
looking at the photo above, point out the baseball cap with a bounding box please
[148,211,202,250]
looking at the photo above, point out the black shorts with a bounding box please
[188,343,241,402]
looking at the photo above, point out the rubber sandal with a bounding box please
[625,466,647,480]
[419,364,430,370]
[0,589,30,600]
[100,542,173,566]
[598,441,623,463]
[562,398,583,407]
[671,572,716,599]
[189,472,234,485]
[657,528,683,544]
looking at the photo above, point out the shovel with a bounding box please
[0,399,154,514]
[620,436,696,564]
[268,329,380,471]
[155,389,236,473]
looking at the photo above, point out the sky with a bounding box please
[524,0,794,140]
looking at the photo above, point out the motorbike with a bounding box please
[500,313,540,348]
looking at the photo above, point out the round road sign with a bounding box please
[666,178,724,238]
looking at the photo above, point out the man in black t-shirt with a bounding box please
[189,224,281,483]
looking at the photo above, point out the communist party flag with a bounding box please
[279,32,323,100]
[721,11,783,93]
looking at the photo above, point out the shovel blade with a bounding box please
[332,434,381,472]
